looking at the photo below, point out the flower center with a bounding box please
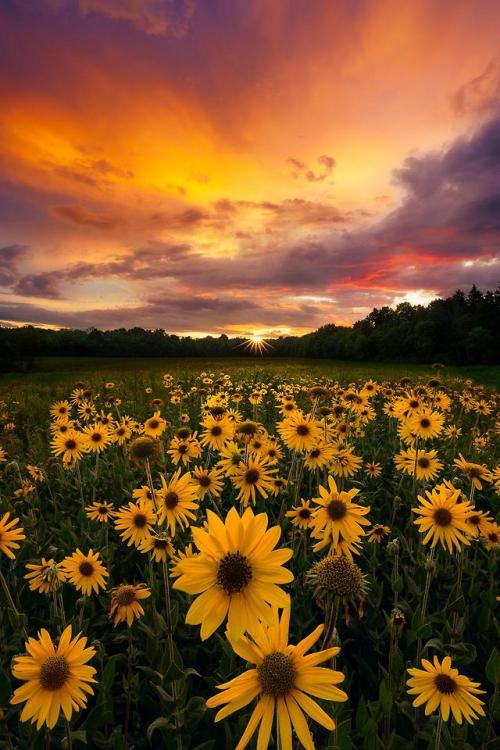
[65,439,77,450]
[433,508,452,526]
[296,425,309,436]
[149,420,159,429]
[418,457,430,468]
[98,506,108,515]
[178,444,188,454]
[216,552,252,594]
[327,499,347,520]
[40,656,70,691]
[91,433,102,442]
[79,561,94,577]
[115,585,137,606]
[434,674,457,694]
[310,449,320,458]
[154,539,168,550]
[257,652,296,696]
[299,508,311,519]
[165,492,179,509]
[199,475,211,487]
[420,418,431,429]
[134,512,148,527]
[211,426,222,437]
[245,468,260,485]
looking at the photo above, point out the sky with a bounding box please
[0,0,499,337]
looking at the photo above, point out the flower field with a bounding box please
[0,363,498,750]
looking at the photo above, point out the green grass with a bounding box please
[1,356,499,389]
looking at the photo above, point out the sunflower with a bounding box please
[286,499,314,529]
[206,607,348,750]
[50,430,86,464]
[303,442,335,471]
[173,507,293,640]
[0,512,25,559]
[143,411,168,438]
[466,509,495,537]
[77,401,96,421]
[62,549,109,595]
[407,656,485,724]
[192,465,224,500]
[412,485,473,554]
[138,531,174,563]
[408,409,444,440]
[114,499,156,547]
[50,400,72,421]
[364,461,382,478]
[481,523,500,550]
[156,469,199,534]
[85,501,116,523]
[167,436,201,466]
[200,415,234,451]
[24,558,66,593]
[278,411,322,453]
[217,441,245,475]
[394,448,443,481]
[110,421,132,445]
[306,555,368,602]
[81,422,112,454]
[310,476,370,553]
[109,583,151,626]
[132,485,154,504]
[10,625,97,730]
[231,456,277,507]
[261,438,283,464]
[329,446,362,478]
[27,465,44,482]
[367,524,391,543]
[453,454,491,490]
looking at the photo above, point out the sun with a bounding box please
[244,333,272,356]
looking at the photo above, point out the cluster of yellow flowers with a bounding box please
[0,371,497,748]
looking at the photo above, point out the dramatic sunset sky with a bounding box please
[1,0,499,336]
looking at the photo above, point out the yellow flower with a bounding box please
[200,415,234,451]
[81,422,112,453]
[453,454,491,490]
[310,476,370,553]
[156,470,199,535]
[138,532,174,563]
[367,524,391,543]
[278,411,322,453]
[109,583,151,626]
[412,485,473,554]
[407,656,485,723]
[62,549,109,595]
[0,512,25,559]
[50,400,72,420]
[192,465,224,500]
[364,461,382,478]
[206,607,347,750]
[407,409,444,440]
[286,499,314,529]
[167,436,201,466]
[24,558,66,593]
[85,501,116,523]
[303,442,335,471]
[50,430,86,464]
[173,507,293,640]
[143,411,168,438]
[329,446,362,478]
[231,456,277,507]
[114,500,156,547]
[10,625,97,729]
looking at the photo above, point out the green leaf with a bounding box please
[486,647,500,685]
[147,716,171,744]
[378,678,393,715]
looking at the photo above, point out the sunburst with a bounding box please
[235,333,273,356]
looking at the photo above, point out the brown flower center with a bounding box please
[433,508,452,526]
[216,552,252,594]
[327,499,347,520]
[418,457,430,469]
[65,439,77,450]
[134,513,148,528]
[420,418,431,429]
[434,674,457,694]
[210,425,222,437]
[40,656,70,691]
[115,585,137,607]
[298,508,311,519]
[199,475,211,487]
[78,561,94,577]
[165,492,179,509]
[296,425,309,436]
[258,652,296,696]
[149,420,159,429]
[245,468,260,485]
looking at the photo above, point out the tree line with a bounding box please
[0,286,498,372]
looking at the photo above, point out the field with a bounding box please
[0,358,498,750]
